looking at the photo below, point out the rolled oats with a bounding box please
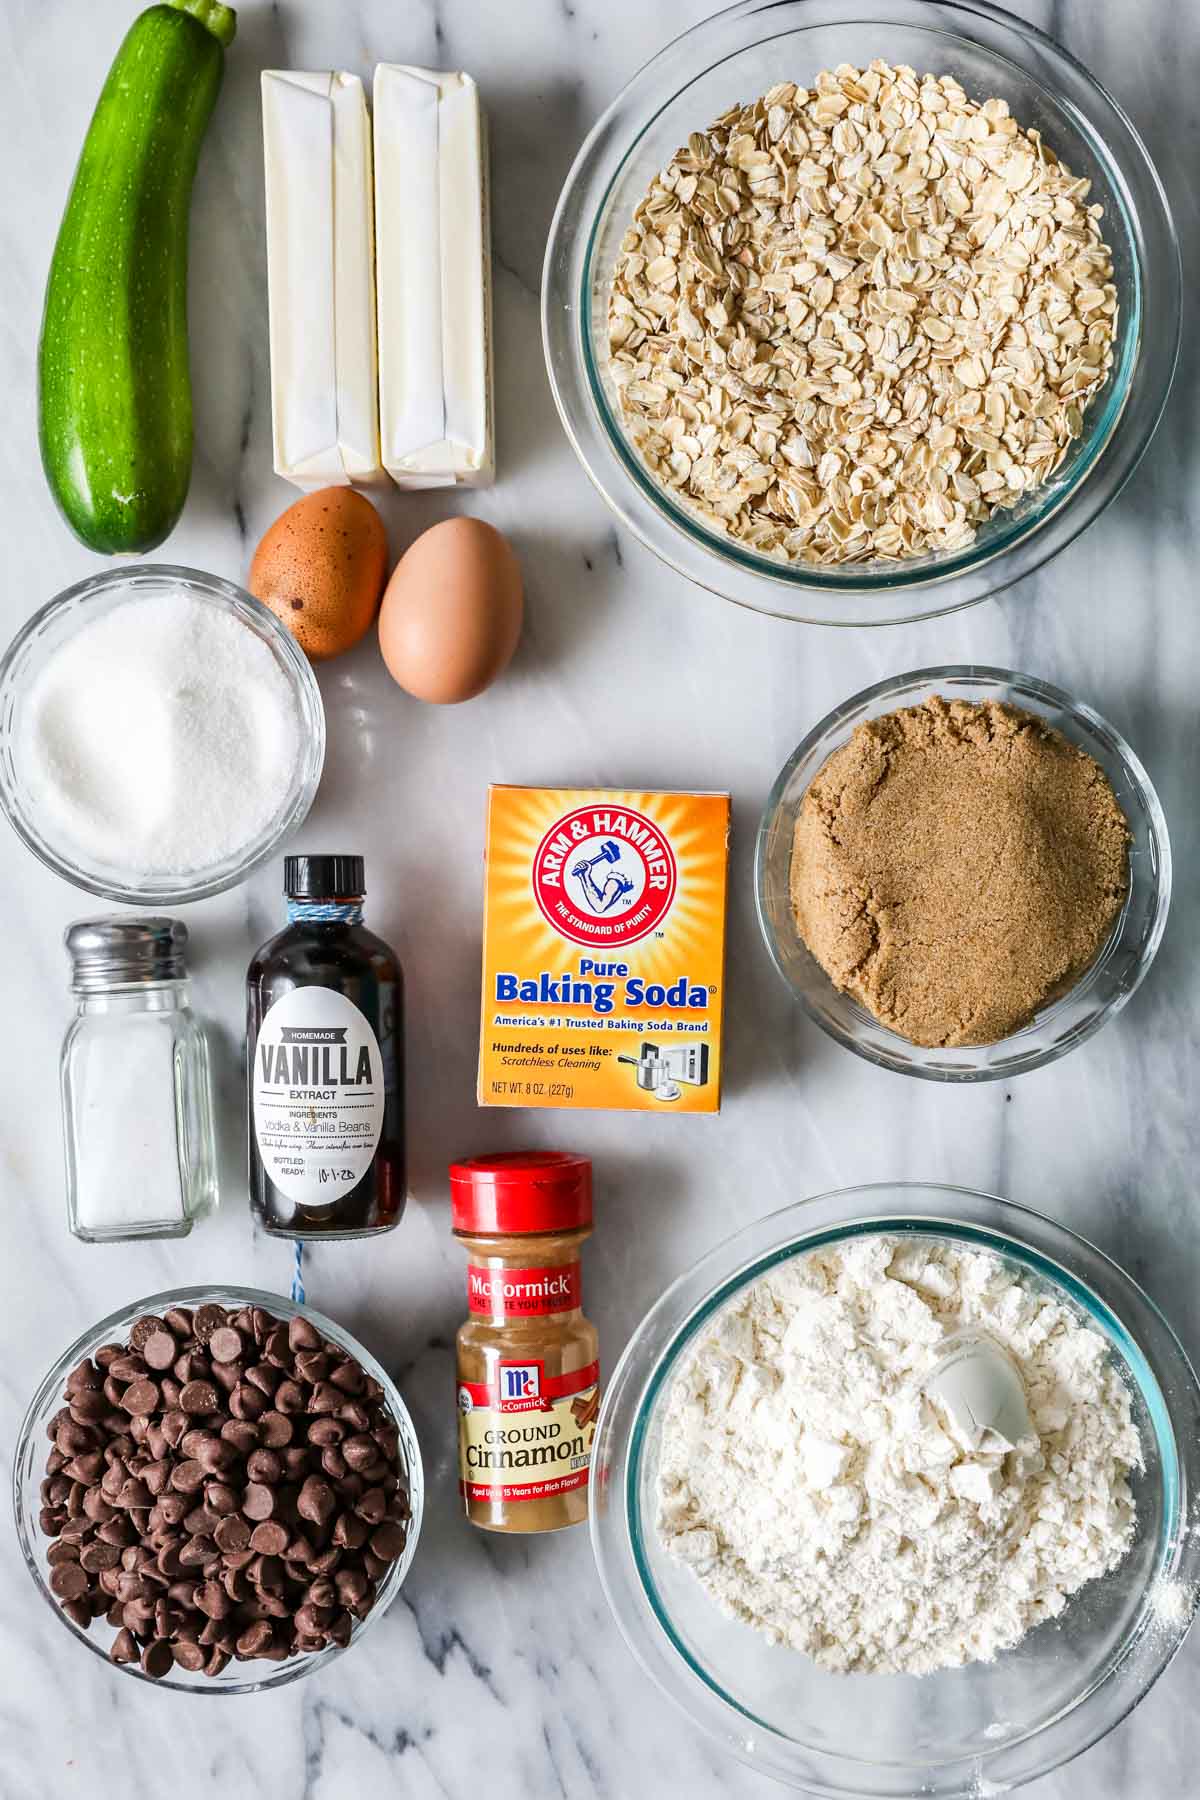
[607,62,1117,566]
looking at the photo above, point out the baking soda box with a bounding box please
[478,786,730,1113]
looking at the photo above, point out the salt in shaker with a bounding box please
[61,917,218,1241]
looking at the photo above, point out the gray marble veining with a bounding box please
[0,1,1197,1796]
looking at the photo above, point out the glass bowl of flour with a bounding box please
[0,566,325,904]
[592,1185,1200,1796]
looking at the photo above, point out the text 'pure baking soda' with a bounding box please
[479,787,730,1112]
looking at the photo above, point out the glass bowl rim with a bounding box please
[542,0,1182,624]
[0,564,326,905]
[753,663,1172,1079]
[591,1182,1200,1795]
[13,1283,424,1697]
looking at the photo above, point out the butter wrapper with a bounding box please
[373,65,495,489]
[262,71,385,489]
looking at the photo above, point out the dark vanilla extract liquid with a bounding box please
[247,878,406,1239]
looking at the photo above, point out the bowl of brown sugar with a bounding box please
[756,667,1170,1080]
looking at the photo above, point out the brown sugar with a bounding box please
[789,697,1130,1048]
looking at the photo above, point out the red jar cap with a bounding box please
[449,1151,593,1234]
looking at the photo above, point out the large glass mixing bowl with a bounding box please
[543,0,1180,624]
[591,1186,1200,1794]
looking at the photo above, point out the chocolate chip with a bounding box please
[173,1352,210,1386]
[274,1380,305,1415]
[341,1433,378,1471]
[229,1383,266,1422]
[355,1488,388,1525]
[193,1305,228,1344]
[236,1621,274,1658]
[142,1331,179,1372]
[142,1639,174,1680]
[330,1359,365,1395]
[196,1580,231,1620]
[335,1566,368,1608]
[208,1327,243,1365]
[180,1381,219,1415]
[121,1379,160,1417]
[245,1449,281,1486]
[169,1460,207,1495]
[242,1483,275,1522]
[307,1417,344,1447]
[184,1503,222,1538]
[66,1359,103,1394]
[333,1512,368,1551]
[295,1351,330,1385]
[70,1394,110,1431]
[297,1476,335,1527]
[108,1355,147,1384]
[257,1410,293,1448]
[369,1521,408,1561]
[245,1363,280,1398]
[51,1561,89,1600]
[172,1639,206,1672]
[249,1521,289,1557]
[178,1536,218,1569]
[288,1316,322,1352]
[214,1515,251,1554]
[110,1628,138,1664]
[79,1541,121,1573]
[220,1419,260,1456]
[130,1316,165,1352]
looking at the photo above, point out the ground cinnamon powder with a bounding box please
[450,1153,599,1534]
[790,697,1130,1048]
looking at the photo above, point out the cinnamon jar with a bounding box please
[450,1152,599,1534]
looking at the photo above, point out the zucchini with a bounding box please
[38,0,236,555]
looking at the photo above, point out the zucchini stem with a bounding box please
[166,0,237,47]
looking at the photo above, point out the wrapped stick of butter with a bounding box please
[373,66,495,489]
[262,71,385,489]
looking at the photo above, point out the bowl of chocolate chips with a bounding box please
[13,1287,423,1692]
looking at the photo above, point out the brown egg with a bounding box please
[378,518,523,704]
[249,487,389,660]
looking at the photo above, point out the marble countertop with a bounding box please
[1,1,1197,1795]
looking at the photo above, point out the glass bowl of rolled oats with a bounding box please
[542,0,1180,624]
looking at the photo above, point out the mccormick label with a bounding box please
[478,787,729,1113]
[467,1262,582,1317]
[457,1359,600,1505]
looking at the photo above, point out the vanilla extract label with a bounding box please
[251,987,385,1206]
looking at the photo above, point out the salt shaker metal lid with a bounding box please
[64,916,189,992]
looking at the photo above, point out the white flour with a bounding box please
[657,1235,1141,1675]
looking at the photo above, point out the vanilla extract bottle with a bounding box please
[247,856,406,1238]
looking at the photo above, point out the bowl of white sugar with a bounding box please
[0,566,325,903]
[592,1185,1200,1796]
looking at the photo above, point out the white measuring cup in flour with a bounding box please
[921,1331,1036,1451]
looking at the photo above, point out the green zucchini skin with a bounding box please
[38,5,232,555]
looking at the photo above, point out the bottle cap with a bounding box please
[65,917,188,993]
[284,855,366,900]
[449,1152,593,1234]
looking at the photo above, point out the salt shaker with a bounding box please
[61,918,218,1242]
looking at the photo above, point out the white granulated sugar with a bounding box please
[22,590,304,875]
[657,1235,1141,1675]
